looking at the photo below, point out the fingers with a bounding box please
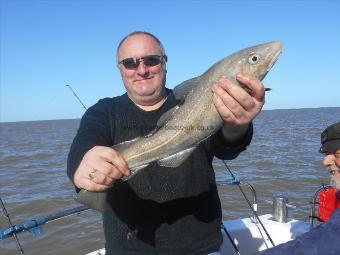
[211,74,265,125]
[211,78,250,124]
[236,73,265,102]
[212,90,239,122]
[213,79,253,112]
[98,147,130,176]
[92,160,127,182]
[82,178,113,192]
[73,146,130,191]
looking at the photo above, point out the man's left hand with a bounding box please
[211,73,265,142]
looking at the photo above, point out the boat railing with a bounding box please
[309,184,331,229]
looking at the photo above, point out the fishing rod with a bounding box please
[221,160,276,247]
[66,84,88,110]
[221,223,242,255]
[0,197,25,255]
[1,205,90,241]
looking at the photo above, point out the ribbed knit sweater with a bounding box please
[67,90,253,255]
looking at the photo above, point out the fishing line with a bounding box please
[42,205,90,223]
[221,223,242,255]
[66,84,88,110]
[221,160,276,247]
[0,197,25,255]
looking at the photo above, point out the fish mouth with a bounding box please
[266,42,283,72]
[258,42,282,81]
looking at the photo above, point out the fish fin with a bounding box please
[76,164,150,211]
[172,76,201,101]
[75,189,107,212]
[156,76,201,130]
[157,147,196,167]
[156,105,179,127]
[121,164,149,181]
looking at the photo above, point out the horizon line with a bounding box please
[1,106,339,124]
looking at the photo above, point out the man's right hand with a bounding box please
[73,146,130,191]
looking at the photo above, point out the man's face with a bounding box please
[117,34,166,107]
[323,149,340,189]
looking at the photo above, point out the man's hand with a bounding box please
[211,73,265,142]
[73,146,130,191]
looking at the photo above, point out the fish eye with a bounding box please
[248,53,261,65]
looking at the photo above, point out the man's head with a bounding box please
[320,122,340,189]
[116,31,168,109]
[320,122,340,154]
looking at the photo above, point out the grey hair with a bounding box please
[116,31,166,63]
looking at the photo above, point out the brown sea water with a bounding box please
[1,107,339,255]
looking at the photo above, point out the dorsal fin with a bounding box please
[172,76,201,101]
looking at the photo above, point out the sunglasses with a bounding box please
[119,55,167,70]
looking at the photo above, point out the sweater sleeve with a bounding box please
[207,123,253,160]
[67,98,114,185]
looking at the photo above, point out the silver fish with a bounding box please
[77,41,283,211]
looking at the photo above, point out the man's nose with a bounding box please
[137,60,148,75]
[323,154,335,167]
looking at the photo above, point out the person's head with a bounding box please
[320,122,340,189]
[116,31,168,109]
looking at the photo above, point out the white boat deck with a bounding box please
[220,214,309,254]
[86,214,309,255]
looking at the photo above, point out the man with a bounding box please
[67,31,266,254]
[260,122,340,255]
[317,122,340,221]
[320,122,340,191]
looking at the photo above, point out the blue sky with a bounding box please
[1,0,339,122]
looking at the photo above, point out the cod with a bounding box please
[77,41,283,211]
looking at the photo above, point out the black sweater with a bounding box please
[67,91,253,255]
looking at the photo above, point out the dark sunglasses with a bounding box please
[119,55,167,70]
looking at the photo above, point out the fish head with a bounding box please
[241,41,282,80]
[207,41,283,90]
[231,41,283,81]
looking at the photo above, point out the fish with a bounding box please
[76,41,283,211]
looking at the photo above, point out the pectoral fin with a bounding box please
[157,147,196,168]
[121,164,149,181]
[75,164,150,211]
